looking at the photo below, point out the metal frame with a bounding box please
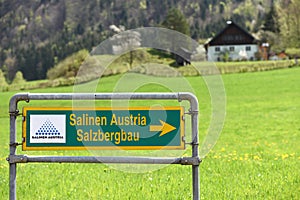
[7,92,200,200]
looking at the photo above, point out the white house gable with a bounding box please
[205,21,259,61]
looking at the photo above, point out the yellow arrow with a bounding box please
[149,120,176,137]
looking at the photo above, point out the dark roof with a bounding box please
[205,21,258,47]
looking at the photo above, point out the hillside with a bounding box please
[0,0,289,81]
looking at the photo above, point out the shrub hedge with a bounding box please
[2,60,297,92]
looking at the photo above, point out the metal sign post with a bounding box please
[7,92,200,200]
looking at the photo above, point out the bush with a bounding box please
[0,69,8,91]
[11,71,26,85]
[188,60,296,76]
[215,60,295,74]
[285,48,300,58]
[47,49,89,80]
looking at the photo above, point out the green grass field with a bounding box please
[0,67,299,199]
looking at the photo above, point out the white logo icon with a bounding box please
[30,115,66,143]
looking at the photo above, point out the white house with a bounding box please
[205,21,259,62]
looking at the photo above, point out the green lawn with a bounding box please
[0,67,299,199]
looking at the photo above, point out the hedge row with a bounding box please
[179,60,296,76]
[2,60,297,92]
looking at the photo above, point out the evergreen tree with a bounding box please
[263,1,279,33]
[162,8,190,36]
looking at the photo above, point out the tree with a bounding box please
[109,25,141,67]
[262,1,279,33]
[3,56,17,82]
[278,0,300,48]
[256,1,282,52]
[0,69,8,91]
[11,71,26,85]
[162,8,190,36]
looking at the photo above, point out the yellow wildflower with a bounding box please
[253,155,261,160]
[281,154,289,160]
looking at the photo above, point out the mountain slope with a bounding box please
[0,0,271,81]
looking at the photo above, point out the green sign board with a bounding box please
[22,107,185,150]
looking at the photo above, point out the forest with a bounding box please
[0,0,299,82]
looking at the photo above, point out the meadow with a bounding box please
[0,66,299,199]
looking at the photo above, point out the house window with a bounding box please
[229,46,234,51]
[246,46,251,51]
[215,47,220,52]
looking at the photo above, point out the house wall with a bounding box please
[207,44,258,61]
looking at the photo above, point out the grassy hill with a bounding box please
[0,67,299,199]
